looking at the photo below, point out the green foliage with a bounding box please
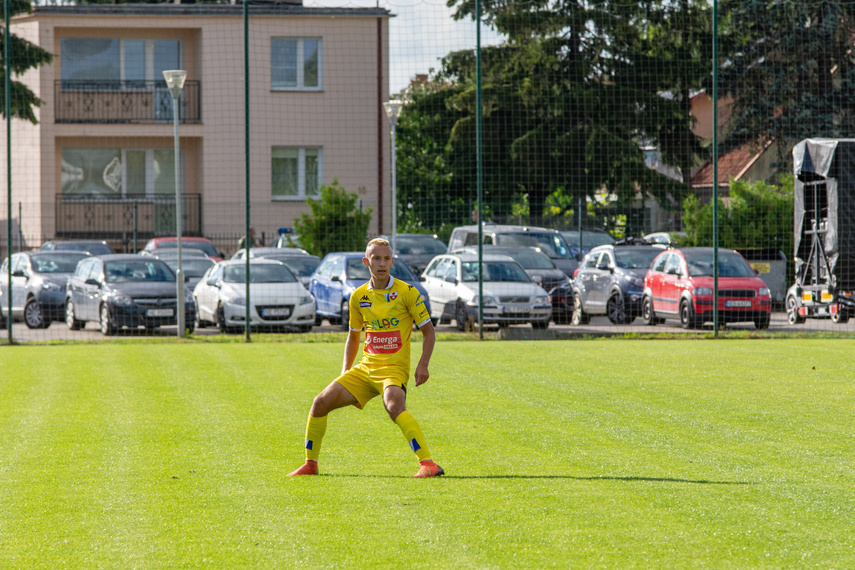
[294,179,373,257]
[682,175,794,257]
[1,1,54,123]
[1,340,854,566]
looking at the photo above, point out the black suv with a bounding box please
[571,240,661,325]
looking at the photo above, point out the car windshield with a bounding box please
[223,263,297,283]
[269,256,321,277]
[155,240,218,257]
[163,258,215,278]
[461,261,531,283]
[346,258,417,281]
[105,260,175,283]
[31,253,88,273]
[495,232,571,259]
[561,231,615,248]
[496,249,555,269]
[54,242,113,255]
[686,251,756,278]
[615,249,660,270]
[396,235,447,255]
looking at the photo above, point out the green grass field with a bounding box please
[0,337,853,567]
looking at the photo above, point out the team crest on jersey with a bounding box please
[384,292,398,303]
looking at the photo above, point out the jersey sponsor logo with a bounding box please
[359,294,371,308]
[360,302,372,307]
[370,317,400,330]
[365,330,402,354]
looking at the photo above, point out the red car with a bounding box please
[641,247,772,329]
[140,237,224,262]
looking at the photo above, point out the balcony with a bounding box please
[55,194,202,241]
[55,80,201,124]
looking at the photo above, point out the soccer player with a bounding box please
[288,238,444,478]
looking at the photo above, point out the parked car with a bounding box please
[559,229,615,258]
[40,239,114,255]
[452,245,573,324]
[141,237,224,261]
[446,224,577,277]
[309,252,431,329]
[193,258,316,333]
[270,229,304,249]
[421,253,552,330]
[643,231,687,248]
[0,251,90,328]
[231,247,310,259]
[379,233,448,275]
[65,254,196,335]
[641,247,772,329]
[571,244,662,325]
[155,255,216,290]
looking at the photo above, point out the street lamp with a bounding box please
[383,99,404,256]
[163,69,187,338]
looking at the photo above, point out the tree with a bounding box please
[396,0,710,234]
[716,2,855,162]
[1,0,53,124]
[294,179,373,257]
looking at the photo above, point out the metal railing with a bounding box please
[55,80,201,124]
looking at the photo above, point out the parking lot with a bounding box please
[2,309,851,342]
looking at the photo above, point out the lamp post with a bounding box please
[163,69,187,338]
[383,99,404,255]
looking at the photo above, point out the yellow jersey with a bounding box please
[349,275,431,371]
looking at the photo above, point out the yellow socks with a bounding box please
[395,411,431,461]
[304,415,327,462]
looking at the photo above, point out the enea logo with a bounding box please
[370,317,400,330]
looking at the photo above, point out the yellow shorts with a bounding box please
[335,362,409,410]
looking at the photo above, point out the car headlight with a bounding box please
[469,295,498,306]
[109,291,133,306]
[623,274,644,287]
[758,287,771,297]
[694,287,713,296]
[300,295,314,305]
[222,293,246,306]
[41,281,63,292]
[533,295,550,305]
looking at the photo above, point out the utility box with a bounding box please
[737,248,787,305]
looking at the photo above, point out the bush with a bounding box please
[295,180,373,257]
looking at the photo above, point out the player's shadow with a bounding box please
[319,474,752,485]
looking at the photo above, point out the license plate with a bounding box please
[262,308,290,317]
[146,308,173,317]
[503,305,530,315]
[724,300,751,308]
[821,291,834,302]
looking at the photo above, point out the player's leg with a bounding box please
[288,381,358,476]
[384,386,444,478]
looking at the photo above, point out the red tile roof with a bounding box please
[692,139,772,188]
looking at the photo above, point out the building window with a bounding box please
[271,38,322,90]
[272,147,322,199]
[61,38,181,90]
[61,148,183,198]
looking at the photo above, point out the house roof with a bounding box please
[32,4,390,18]
[691,139,773,188]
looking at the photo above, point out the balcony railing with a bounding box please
[55,80,201,124]
[55,194,202,241]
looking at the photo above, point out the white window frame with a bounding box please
[271,146,323,200]
[271,37,323,91]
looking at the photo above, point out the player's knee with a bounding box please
[311,393,330,416]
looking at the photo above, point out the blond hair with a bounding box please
[365,238,391,256]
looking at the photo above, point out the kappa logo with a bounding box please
[360,295,370,301]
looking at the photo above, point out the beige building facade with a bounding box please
[2,3,393,253]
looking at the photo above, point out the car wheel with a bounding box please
[606,292,631,325]
[314,315,324,326]
[100,303,117,336]
[786,295,805,325]
[641,295,655,326]
[831,310,850,324]
[679,299,699,329]
[185,320,195,334]
[24,298,49,329]
[193,299,206,329]
[217,304,232,334]
[340,300,350,331]
[66,299,84,330]
[571,292,590,325]
[754,313,771,329]
[455,301,471,332]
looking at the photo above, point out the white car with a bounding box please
[193,258,315,333]
[421,253,552,330]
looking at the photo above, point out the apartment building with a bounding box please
[2,1,393,252]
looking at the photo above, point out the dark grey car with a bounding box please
[65,254,196,335]
[572,244,661,325]
[0,251,90,328]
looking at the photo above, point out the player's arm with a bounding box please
[342,329,361,374]
[414,320,435,386]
